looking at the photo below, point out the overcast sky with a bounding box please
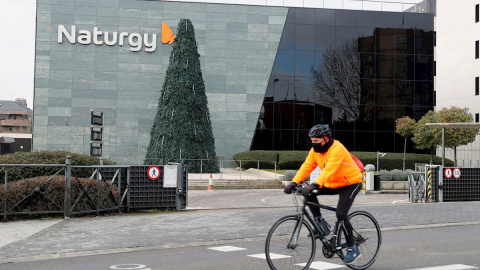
[0,0,424,111]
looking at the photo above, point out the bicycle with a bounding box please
[265,184,382,270]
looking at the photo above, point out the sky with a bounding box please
[0,0,424,111]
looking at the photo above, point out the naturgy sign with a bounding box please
[57,23,176,52]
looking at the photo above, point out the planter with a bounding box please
[380,181,408,191]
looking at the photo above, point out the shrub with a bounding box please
[0,176,119,214]
[233,150,453,171]
[283,170,311,183]
[377,169,415,181]
[0,150,116,181]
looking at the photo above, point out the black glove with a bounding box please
[284,182,298,194]
[302,183,319,197]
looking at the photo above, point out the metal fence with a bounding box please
[0,156,128,219]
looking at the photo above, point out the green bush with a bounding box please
[0,176,119,214]
[377,169,415,181]
[233,150,453,171]
[283,170,311,182]
[0,150,116,181]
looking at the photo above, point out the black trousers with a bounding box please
[306,182,362,247]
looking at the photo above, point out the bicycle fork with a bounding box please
[287,214,305,249]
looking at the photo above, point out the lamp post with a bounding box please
[377,151,386,171]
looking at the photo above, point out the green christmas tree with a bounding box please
[145,19,219,173]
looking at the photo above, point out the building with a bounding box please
[435,0,480,166]
[0,98,33,154]
[33,0,434,165]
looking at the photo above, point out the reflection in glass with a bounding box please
[251,8,434,154]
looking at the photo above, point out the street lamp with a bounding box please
[377,151,386,171]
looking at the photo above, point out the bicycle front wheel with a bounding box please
[265,215,316,270]
[337,211,382,270]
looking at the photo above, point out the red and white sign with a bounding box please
[453,168,461,179]
[444,168,452,179]
[147,166,161,180]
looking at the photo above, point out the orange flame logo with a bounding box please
[162,22,176,44]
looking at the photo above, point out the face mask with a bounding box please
[312,138,333,153]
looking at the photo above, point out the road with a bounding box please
[1,219,479,269]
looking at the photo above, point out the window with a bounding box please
[476,4,479,23]
[476,113,479,123]
[476,40,479,59]
[476,77,479,95]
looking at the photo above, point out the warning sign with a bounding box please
[147,166,161,180]
[444,168,452,179]
[453,168,461,179]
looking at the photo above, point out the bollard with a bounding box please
[208,174,214,191]
[413,185,419,203]
[362,171,366,194]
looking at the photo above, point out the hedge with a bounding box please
[233,150,453,171]
[0,176,119,214]
[0,150,116,181]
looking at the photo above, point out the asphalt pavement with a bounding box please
[1,188,479,264]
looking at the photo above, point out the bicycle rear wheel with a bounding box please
[337,211,382,270]
[265,215,316,270]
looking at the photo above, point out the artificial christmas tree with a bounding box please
[145,19,219,173]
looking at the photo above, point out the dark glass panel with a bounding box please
[394,105,415,122]
[415,55,433,80]
[415,81,434,107]
[376,28,395,53]
[414,13,434,31]
[376,54,394,79]
[272,50,294,76]
[360,53,375,79]
[394,29,414,54]
[333,113,355,131]
[354,131,375,151]
[296,50,316,77]
[278,24,295,50]
[400,12,415,29]
[395,80,414,106]
[414,107,433,121]
[274,102,295,129]
[375,106,395,131]
[376,80,395,106]
[375,132,395,154]
[359,79,375,125]
[336,10,356,26]
[295,8,316,25]
[356,105,375,131]
[316,9,336,26]
[394,54,415,80]
[358,33,375,53]
[316,25,336,51]
[333,131,355,151]
[295,76,315,102]
[295,103,315,130]
[273,77,294,101]
[336,26,356,47]
[250,129,273,150]
[273,129,294,150]
[314,104,332,125]
[415,30,434,55]
[295,24,316,51]
[285,8,295,24]
[356,10,376,27]
[258,103,274,129]
[376,12,403,28]
[293,129,310,150]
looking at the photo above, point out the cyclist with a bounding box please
[283,124,363,265]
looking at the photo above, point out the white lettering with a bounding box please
[119,32,128,46]
[58,25,75,43]
[144,33,156,52]
[78,30,91,44]
[93,27,103,45]
[129,33,142,52]
[104,31,118,46]
[57,25,159,52]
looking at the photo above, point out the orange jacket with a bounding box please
[292,140,362,189]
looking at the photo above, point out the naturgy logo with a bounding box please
[57,23,176,53]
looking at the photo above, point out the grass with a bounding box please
[263,169,289,174]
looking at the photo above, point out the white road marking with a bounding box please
[406,264,478,270]
[208,246,247,252]
[248,253,291,259]
[296,261,346,269]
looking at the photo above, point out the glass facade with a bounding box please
[251,8,434,153]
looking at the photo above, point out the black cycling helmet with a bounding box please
[308,124,332,138]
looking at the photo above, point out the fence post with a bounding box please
[64,155,72,219]
[4,168,7,220]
